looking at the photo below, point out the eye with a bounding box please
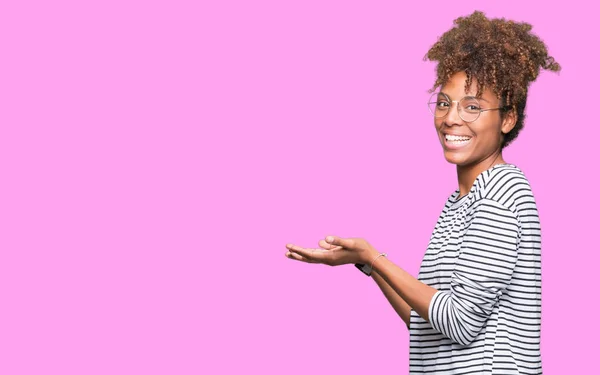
[461,97,481,112]
[465,104,481,111]
[437,100,450,108]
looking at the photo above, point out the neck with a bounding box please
[456,152,505,198]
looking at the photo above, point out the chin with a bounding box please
[443,151,471,166]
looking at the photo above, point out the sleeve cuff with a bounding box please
[428,290,447,332]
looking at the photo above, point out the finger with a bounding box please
[325,235,354,249]
[285,244,322,263]
[288,246,331,264]
[318,239,342,250]
[286,243,307,253]
[285,251,317,263]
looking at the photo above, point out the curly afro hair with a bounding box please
[425,11,561,148]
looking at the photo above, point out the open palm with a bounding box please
[285,235,378,266]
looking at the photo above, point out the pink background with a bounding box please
[1,1,597,374]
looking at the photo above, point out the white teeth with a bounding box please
[445,134,471,142]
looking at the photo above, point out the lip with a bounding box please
[441,133,473,150]
[442,132,473,137]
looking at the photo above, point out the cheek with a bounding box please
[473,125,502,145]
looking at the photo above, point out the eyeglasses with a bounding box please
[427,92,509,123]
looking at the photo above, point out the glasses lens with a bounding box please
[458,96,481,122]
[428,92,449,118]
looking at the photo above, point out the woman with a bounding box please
[285,11,559,375]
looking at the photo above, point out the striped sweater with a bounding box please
[409,164,542,374]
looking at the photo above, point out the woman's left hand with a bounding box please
[285,235,379,266]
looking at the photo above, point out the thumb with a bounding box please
[326,235,352,248]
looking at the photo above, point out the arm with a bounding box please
[368,256,437,326]
[369,199,519,345]
[287,199,519,345]
[371,270,412,328]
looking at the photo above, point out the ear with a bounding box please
[501,107,517,135]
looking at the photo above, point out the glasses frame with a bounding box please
[427,92,510,123]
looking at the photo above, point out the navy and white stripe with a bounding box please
[409,164,542,374]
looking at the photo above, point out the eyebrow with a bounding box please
[439,91,491,103]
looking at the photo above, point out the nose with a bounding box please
[444,100,463,126]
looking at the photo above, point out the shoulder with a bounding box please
[471,164,538,220]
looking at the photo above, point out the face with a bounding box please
[434,71,516,168]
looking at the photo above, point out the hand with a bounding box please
[285,235,379,267]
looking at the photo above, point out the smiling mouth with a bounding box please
[444,134,472,144]
[442,134,473,149]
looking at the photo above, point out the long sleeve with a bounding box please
[427,198,520,346]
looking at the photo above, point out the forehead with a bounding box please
[440,71,497,100]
